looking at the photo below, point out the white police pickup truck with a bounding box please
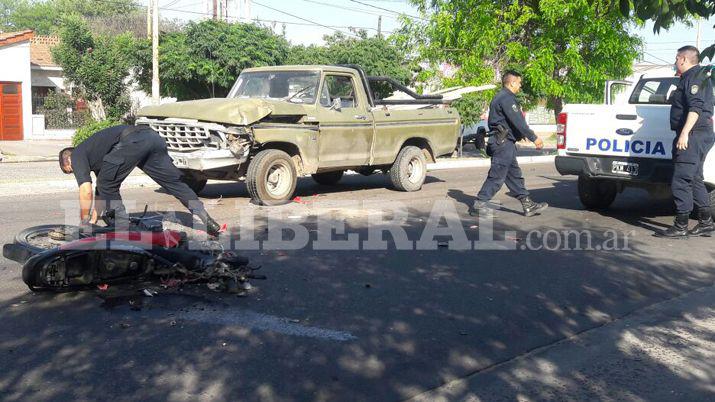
[555,74,715,212]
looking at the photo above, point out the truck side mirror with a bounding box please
[330,98,342,112]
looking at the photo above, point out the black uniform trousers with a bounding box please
[671,130,714,214]
[476,138,529,202]
[95,129,206,219]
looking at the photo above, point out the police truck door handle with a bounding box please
[616,114,637,120]
[354,115,368,120]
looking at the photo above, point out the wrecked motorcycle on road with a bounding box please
[3,211,262,293]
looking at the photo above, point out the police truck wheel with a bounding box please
[246,149,297,206]
[181,171,207,194]
[578,176,617,210]
[312,170,344,185]
[390,146,427,192]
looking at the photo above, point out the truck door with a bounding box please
[565,77,678,160]
[315,74,374,168]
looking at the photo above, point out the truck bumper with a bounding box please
[168,149,243,172]
[555,155,674,184]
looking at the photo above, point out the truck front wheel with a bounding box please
[246,149,298,205]
[390,146,427,192]
[578,176,617,210]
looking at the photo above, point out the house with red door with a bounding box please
[0,30,70,141]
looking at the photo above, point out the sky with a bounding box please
[145,0,714,64]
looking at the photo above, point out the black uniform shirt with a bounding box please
[488,88,537,142]
[71,125,130,185]
[669,65,714,132]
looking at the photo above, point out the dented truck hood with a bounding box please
[137,98,310,126]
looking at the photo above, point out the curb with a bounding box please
[428,155,555,170]
[0,156,58,163]
[0,156,556,197]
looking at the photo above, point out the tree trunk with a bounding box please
[549,96,564,122]
[88,98,106,121]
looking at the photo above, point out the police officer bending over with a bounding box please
[471,70,548,217]
[657,46,715,238]
[59,124,222,237]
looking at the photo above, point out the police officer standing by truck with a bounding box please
[471,70,549,217]
[657,46,715,238]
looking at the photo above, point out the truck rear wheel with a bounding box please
[246,149,297,205]
[390,146,427,192]
[312,170,344,185]
[578,176,617,210]
[181,171,208,194]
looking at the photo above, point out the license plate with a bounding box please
[172,156,188,168]
[612,161,639,176]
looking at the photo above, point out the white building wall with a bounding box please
[30,67,65,90]
[0,41,32,139]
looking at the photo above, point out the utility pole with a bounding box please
[696,18,702,50]
[146,0,152,39]
[151,0,160,105]
[377,15,382,38]
[213,0,218,20]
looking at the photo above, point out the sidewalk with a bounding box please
[409,283,715,401]
[0,140,72,163]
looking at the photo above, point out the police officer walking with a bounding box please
[657,46,715,238]
[59,124,222,237]
[471,70,549,217]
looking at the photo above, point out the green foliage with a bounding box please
[404,0,643,116]
[38,90,90,129]
[136,20,291,100]
[452,91,494,127]
[623,0,715,60]
[288,32,412,84]
[0,0,139,35]
[72,119,120,146]
[52,17,138,120]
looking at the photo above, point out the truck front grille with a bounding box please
[145,122,211,151]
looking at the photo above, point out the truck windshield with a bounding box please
[228,71,320,104]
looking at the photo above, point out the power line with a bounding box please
[348,0,427,21]
[299,0,399,19]
[251,0,360,37]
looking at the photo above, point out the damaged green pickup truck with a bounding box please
[137,65,460,205]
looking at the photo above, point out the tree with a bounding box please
[622,0,715,60]
[0,0,139,35]
[136,20,290,100]
[288,32,412,84]
[52,17,139,120]
[403,0,643,118]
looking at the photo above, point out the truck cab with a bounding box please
[555,73,715,212]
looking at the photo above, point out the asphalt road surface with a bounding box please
[0,162,713,401]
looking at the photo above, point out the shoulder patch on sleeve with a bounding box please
[691,85,699,95]
[511,104,518,112]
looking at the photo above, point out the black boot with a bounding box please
[689,208,714,237]
[469,200,495,218]
[520,197,548,217]
[655,213,690,238]
[196,211,222,237]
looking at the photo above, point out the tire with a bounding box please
[15,225,79,255]
[181,171,208,194]
[390,146,427,192]
[312,170,344,185]
[710,189,715,218]
[246,149,298,206]
[578,176,617,210]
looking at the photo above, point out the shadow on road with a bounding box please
[0,175,712,401]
